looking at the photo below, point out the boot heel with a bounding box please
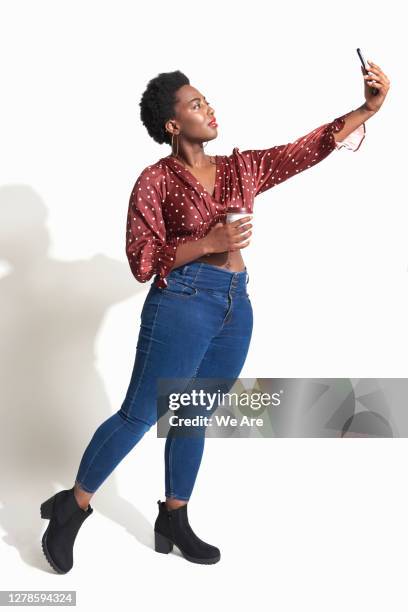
[40,495,55,519]
[154,531,173,554]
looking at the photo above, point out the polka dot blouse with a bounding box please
[126,114,366,289]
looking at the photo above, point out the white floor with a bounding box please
[2,436,407,612]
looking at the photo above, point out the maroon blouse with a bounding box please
[126,114,366,288]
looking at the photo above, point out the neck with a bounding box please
[170,145,210,169]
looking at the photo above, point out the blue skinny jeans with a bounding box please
[75,261,253,501]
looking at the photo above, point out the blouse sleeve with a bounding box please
[238,114,366,197]
[125,169,176,285]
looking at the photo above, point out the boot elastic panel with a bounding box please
[57,488,93,525]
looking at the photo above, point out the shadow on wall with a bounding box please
[0,183,155,573]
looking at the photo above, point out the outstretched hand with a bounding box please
[361,60,391,113]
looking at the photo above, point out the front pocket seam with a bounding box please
[159,280,198,298]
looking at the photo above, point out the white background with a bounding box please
[1,0,407,610]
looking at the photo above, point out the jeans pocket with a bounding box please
[160,277,198,298]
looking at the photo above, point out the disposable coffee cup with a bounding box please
[226,206,253,224]
[225,207,253,251]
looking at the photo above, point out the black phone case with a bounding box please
[356,48,379,96]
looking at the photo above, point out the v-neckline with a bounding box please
[164,154,220,201]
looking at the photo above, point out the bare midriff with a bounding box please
[194,249,246,272]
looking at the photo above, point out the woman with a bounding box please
[40,62,390,572]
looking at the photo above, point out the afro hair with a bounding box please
[139,70,190,146]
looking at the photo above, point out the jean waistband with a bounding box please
[168,261,249,293]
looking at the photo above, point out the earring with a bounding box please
[171,133,179,157]
[168,131,208,158]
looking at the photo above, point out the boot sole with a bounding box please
[154,530,220,564]
[41,524,68,574]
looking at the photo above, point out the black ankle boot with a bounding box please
[154,500,220,564]
[40,486,93,574]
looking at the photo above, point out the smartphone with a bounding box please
[356,48,379,95]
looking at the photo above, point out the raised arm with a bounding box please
[234,111,366,196]
[234,58,390,197]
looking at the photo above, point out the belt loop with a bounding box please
[192,263,202,284]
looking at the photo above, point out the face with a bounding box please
[165,84,218,145]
